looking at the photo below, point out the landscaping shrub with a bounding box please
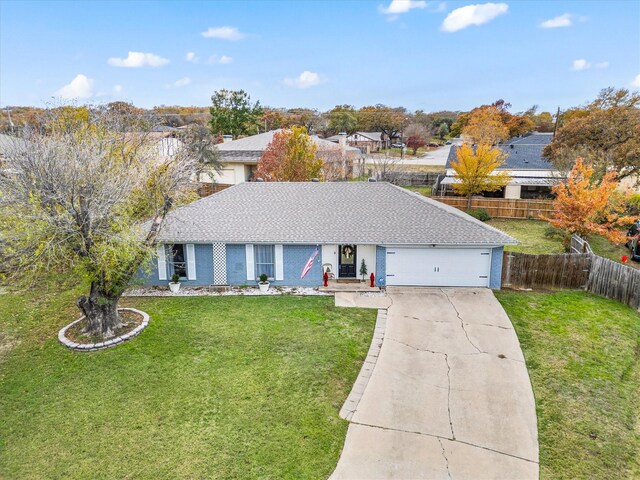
[466,208,492,222]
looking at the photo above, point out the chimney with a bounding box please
[338,132,347,157]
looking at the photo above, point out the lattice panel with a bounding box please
[212,243,227,285]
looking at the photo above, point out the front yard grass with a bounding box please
[0,287,376,479]
[486,219,565,254]
[496,290,640,479]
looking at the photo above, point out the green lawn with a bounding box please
[588,234,639,269]
[403,186,433,196]
[0,285,376,479]
[496,290,640,479]
[486,219,566,254]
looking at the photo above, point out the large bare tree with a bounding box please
[0,106,198,337]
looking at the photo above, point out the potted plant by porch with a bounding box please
[169,273,181,293]
[360,259,368,281]
[258,273,270,293]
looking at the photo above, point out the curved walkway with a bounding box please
[331,288,539,479]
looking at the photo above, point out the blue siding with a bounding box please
[226,244,247,285]
[376,246,386,287]
[278,245,322,287]
[180,244,214,287]
[134,244,213,286]
[490,246,504,289]
[132,255,159,287]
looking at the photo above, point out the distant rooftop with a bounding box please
[217,129,361,164]
[446,132,555,171]
[217,130,360,152]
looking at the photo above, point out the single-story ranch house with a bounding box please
[207,130,363,186]
[439,132,565,199]
[139,182,516,289]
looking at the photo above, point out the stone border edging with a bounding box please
[58,307,150,352]
[339,308,387,421]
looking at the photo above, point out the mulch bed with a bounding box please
[65,310,144,345]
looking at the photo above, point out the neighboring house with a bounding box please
[208,130,363,185]
[440,132,564,199]
[326,132,387,153]
[138,182,516,289]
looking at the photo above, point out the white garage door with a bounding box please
[386,248,492,287]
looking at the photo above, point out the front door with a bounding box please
[338,245,357,278]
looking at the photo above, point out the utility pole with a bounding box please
[552,106,560,138]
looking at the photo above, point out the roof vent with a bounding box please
[510,144,514,149]
[368,177,377,182]
[255,177,264,182]
[311,178,320,182]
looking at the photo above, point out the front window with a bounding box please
[170,244,187,278]
[254,245,275,279]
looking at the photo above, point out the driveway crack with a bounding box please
[443,353,455,440]
[438,438,453,480]
[440,289,482,354]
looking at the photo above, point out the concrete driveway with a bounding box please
[330,288,539,479]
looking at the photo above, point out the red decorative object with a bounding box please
[370,272,375,288]
[621,255,629,263]
[323,271,329,287]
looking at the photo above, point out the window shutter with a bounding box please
[157,244,167,281]
[275,245,284,281]
[246,244,255,281]
[186,244,197,280]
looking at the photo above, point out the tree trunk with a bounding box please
[77,283,123,338]
[467,194,473,210]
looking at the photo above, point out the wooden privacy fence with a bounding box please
[432,197,555,219]
[570,234,593,254]
[502,251,640,311]
[502,252,592,290]
[198,182,232,197]
[587,255,640,310]
[384,171,442,187]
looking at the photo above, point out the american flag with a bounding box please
[301,247,319,279]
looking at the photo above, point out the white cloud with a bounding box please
[540,13,572,28]
[108,51,169,68]
[572,59,590,71]
[594,61,609,69]
[201,26,245,40]
[284,71,322,89]
[55,74,94,99]
[185,52,199,63]
[441,2,508,32]
[169,77,191,88]
[379,0,427,15]
[632,74,640,88]
[208,54,233,64]
[113,84,123,94]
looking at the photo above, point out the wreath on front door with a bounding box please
[342,245,354,258]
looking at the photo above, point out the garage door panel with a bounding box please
[386,248,491,287]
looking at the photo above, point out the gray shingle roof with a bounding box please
[446,134,555,170]
[157,182,517,246]
[217,130,360,152]
[504,133,553,146]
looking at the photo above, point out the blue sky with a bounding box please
[1,0,639,113]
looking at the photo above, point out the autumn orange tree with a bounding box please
[450,143,510,209]
[254,126,323,181]
[451,99,534,141]
[461,106,509,145]
[542,158,634,243]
